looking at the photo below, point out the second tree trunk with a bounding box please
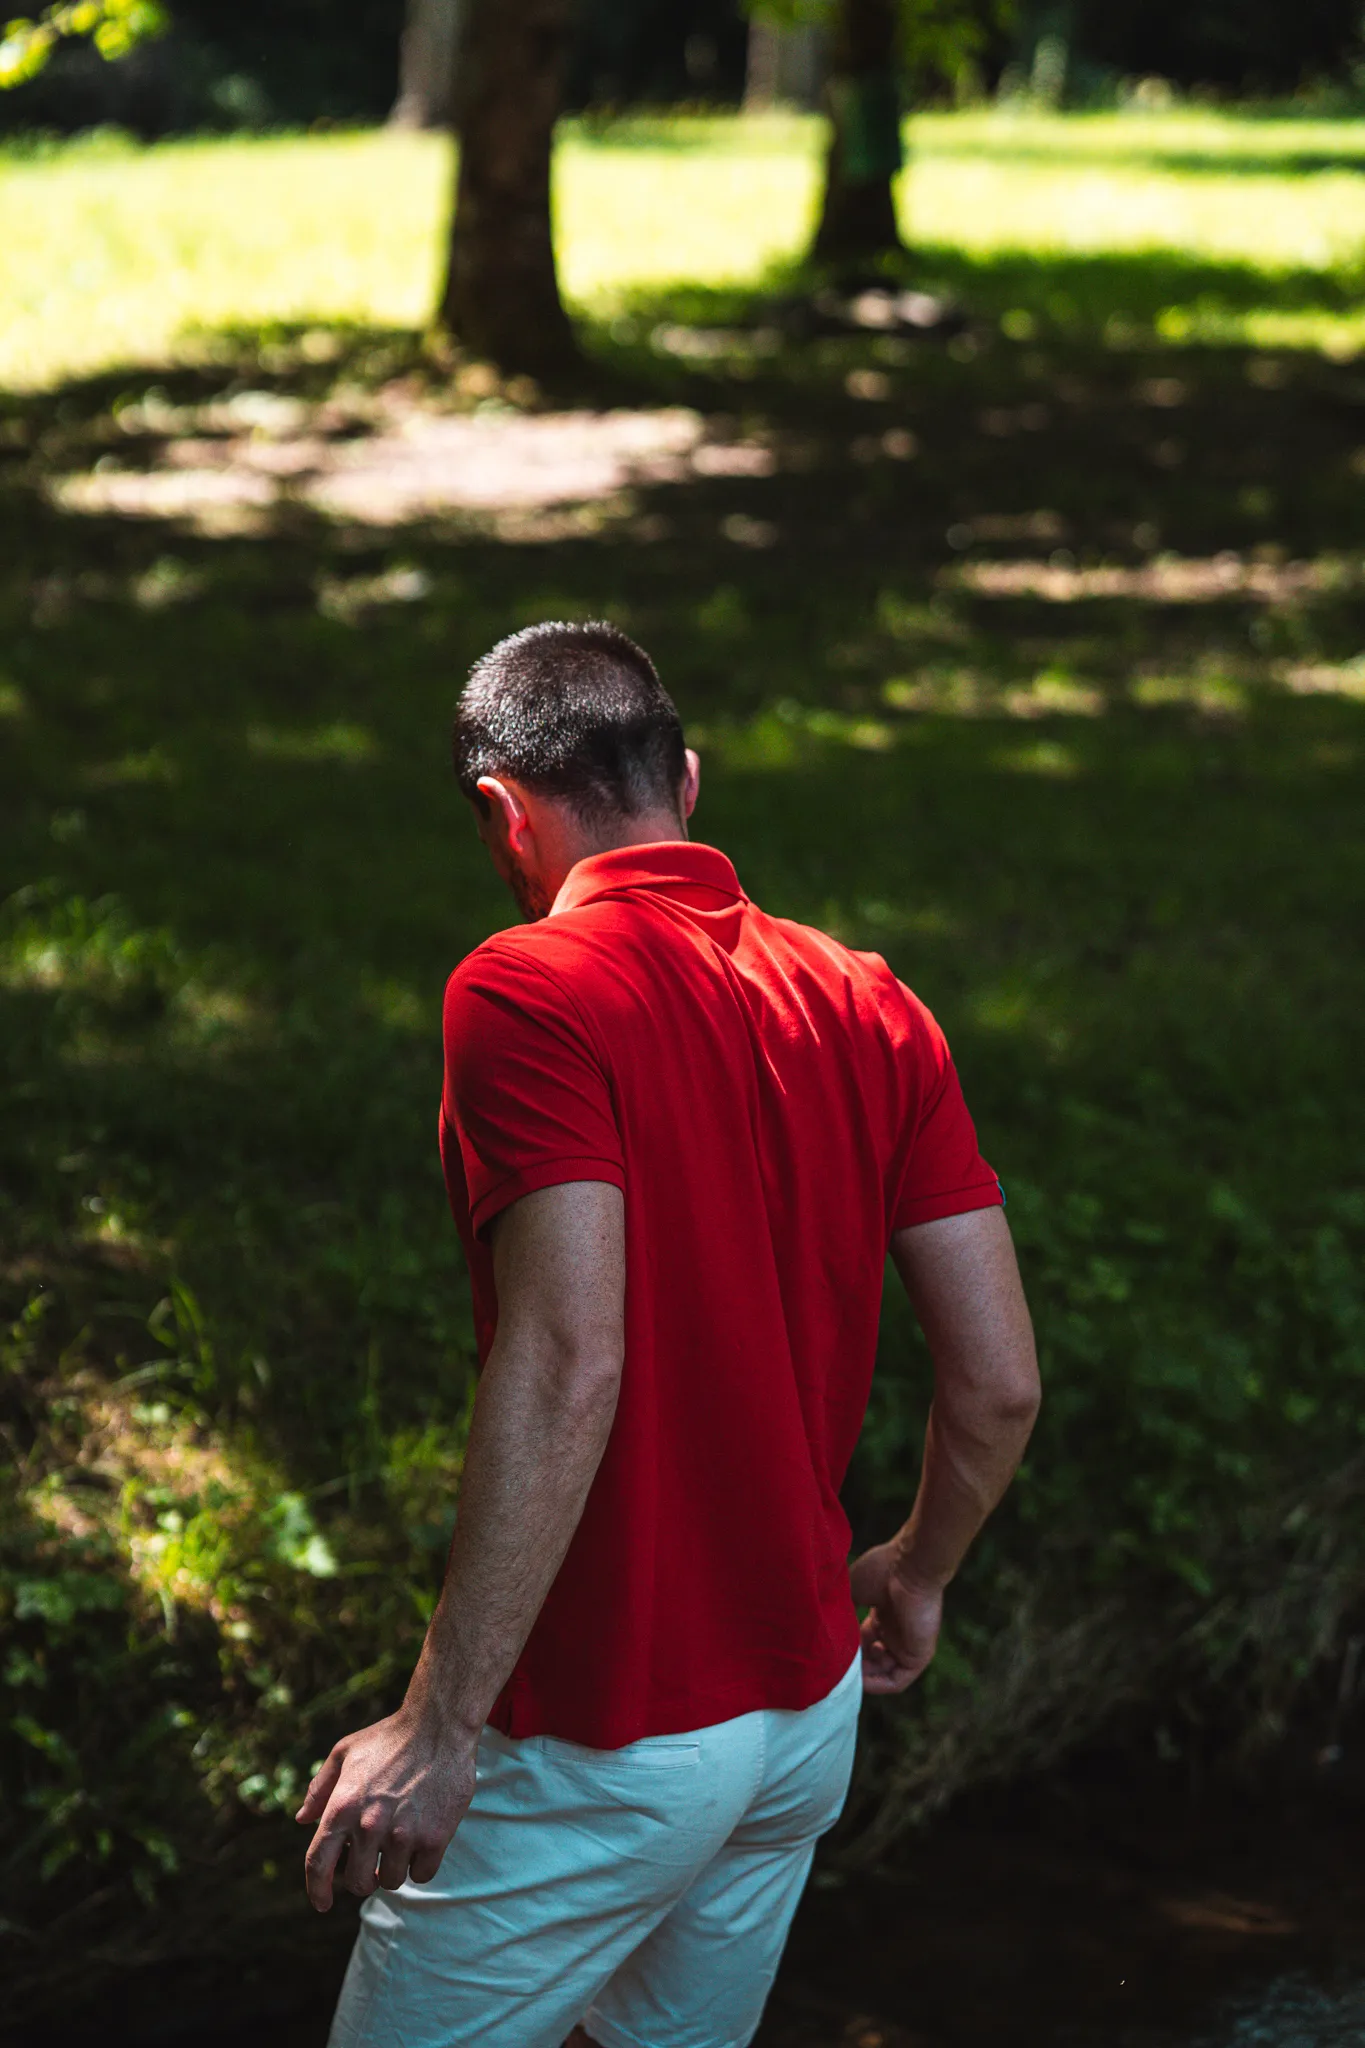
[811,0,906,266]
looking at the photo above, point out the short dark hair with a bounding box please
[452,620,686,823]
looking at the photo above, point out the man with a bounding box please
[300,621,1040,2048]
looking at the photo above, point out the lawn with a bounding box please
[4,108,1365,389]
[2,109,1365,2034]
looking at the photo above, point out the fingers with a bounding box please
[407,1835,447,1886]
[860,1648,927,1693]
[859,1622,910,1692]
[314,1820,449,1903]
[859,1606,936,1694]
[376,1828,415,1892]
[304,1816,351,1913]
[342,1834,383,1900]
[307,1817,389,1910]
[296,1747,344,1825]
[302,1792,387,1911]
[860,1642,920,1693]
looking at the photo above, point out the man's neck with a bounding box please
[554,813,688,886]
[581,812,688,857]
[534,810,690,919]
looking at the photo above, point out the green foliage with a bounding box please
[853,1177,1365,1831]
[0,0,168,90]
[746,0,1016,102]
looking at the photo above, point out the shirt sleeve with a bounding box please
[891,988,1003,1232]
[442,941,625,1241]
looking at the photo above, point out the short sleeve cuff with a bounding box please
[893,1176,1003,1232]
[470,1156,627,1241]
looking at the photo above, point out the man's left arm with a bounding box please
[297,1179,625,1911]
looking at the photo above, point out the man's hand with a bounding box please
[295,1708,477,1912]
[849,1541,943,1694]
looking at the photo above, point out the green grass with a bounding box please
[2,110,1365,2027]
[5,109,1365,390]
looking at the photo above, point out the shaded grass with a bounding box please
[2,123,1365,2027]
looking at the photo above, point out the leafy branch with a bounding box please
[0,0,168,89]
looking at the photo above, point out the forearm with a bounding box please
[403,1334,619,1737]
[887,1208,1041,1594]
[892,1394,1035,1591]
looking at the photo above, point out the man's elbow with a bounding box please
[545,1333,625,1426]
[990,1356,1041,1433]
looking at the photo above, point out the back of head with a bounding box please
[453,621,685,826]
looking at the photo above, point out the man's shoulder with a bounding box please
[444,916,622,1041]
[755,904,944,1048]
[444,928,549,1020]
[448,907,613,989]
[760,903,905,998]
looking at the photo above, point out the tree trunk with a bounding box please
[438,0,575,375]
[744,18,825,110]
[810,0,906,267]
[391,0,463,130]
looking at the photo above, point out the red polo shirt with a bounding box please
[440,842,1001,1747]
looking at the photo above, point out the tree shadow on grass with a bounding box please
[913,244,1365,339]
[610,245,1365,347]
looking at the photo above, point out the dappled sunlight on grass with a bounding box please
[971,978,1071,1050]
[1280,653,1365,699]
[245,720,380,765]
[0,886,181,996]
[989,737,1082,776]
[953,550,1358,604]
[37,387,779,536]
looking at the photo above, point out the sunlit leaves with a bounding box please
[0,0,167,89]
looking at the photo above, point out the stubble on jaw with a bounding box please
[508,864,553,921]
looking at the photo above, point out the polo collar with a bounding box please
[552,841,743,916]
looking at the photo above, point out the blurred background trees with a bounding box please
[6,0,1365,369]
[6,0,1365,370]
[389,0,461,128]
[4,0,1365,138]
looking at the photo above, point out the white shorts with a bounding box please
[327,1647,862,2048]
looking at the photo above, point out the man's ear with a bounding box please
[476,776,531,855]
[680,749,701,821]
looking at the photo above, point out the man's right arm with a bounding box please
[851,1205,1040,1694]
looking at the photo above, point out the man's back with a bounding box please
[442,842,1001,1746]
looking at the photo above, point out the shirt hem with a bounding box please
[469,1156,627,1241]
[494,1628,862,1748]
[893,1178,1003,1231]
